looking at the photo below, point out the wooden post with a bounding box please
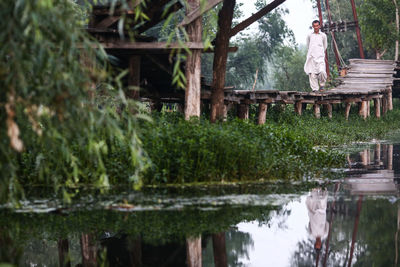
[212,233,228,267]
[185,0,202,120]
[238,104,249,119]
[223,103,229,121]
[295,101,303,115]
[258,102,268,124]
[374,98,381,118]
[128,55,141,99]
[382,95,388,115]
[345,102,352,120]
[327,103,333,119]
[314,104,321,118]
[186,236,202,267]
[388,90,393,111]
[360,101,368,120]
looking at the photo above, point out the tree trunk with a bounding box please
[210,0,236,122]
[394,0,399,61]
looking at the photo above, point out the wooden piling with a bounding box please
[327,103,333,119]
[314,104,321,118]
[374,98,381,118]
[382,95,388,115]
[345,102,351,120]
[360,101,368,120]
[258,102,268,124]
[294,101,303,115]
[388,90,393,111]
[238,104,249,119]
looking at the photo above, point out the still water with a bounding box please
[1,142,400,266]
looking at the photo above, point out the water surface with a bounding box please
[1,142,400,266]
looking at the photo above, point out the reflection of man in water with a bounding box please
[306,188,329,250]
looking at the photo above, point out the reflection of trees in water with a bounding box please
[290,197,400,266]
[202,229,253,267]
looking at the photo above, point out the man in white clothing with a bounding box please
[304,20,328,92]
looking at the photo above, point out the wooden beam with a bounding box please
[95,16,121,28]
[258,103,268,124]
[98,41,204,49]
[388,90,393,110]
[229,0,286,37]
[179,0,224,27]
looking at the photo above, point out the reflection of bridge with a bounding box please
[344,144,399,195]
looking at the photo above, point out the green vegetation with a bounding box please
[139,113,343,184]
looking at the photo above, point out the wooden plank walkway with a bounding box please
[200,59,397,122]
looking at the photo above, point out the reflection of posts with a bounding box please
[186,235,202,267]
[80,233,97,267]
[388,145,393,170]
[58,239,71,267]
[306,188,329,251]
[212,232,228,267]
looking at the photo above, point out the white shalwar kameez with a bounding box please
[304,31,328,91]
[306,188,329,240]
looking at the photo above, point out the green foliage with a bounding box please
[271,46,310,91]
[0,0,147,203]
[139,113,344,184]
[359,0,398,58]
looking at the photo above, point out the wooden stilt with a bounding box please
[327,103,333,119]
[374,98,381,119]
[222,103,228,121]
[238,104,249,119]
[360,101,368,120]
[258,103,268,125]
[367,100,370,117]
[186,236,202,267]
[314,104,321,118]
[128,55,141,99]
[388,90,393,111]
[345,102,351,120]
[184,0,202,120]
[295,101,303,115]
[382,95,388,115]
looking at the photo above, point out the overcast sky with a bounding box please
[237,0,317,45]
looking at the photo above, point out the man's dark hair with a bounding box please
[312,20,320,25]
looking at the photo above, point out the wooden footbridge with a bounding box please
[198,59,399,124]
